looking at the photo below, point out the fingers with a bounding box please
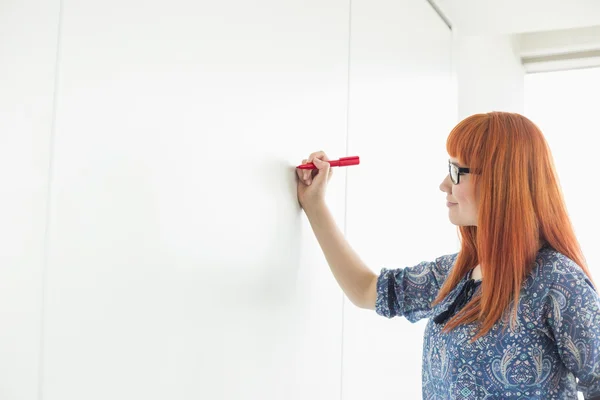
[310,151,334,183]
[297,159,308,182]
[312,158,330,184]
[307,151,330,164]
[307,151,328,185]
[299,151,333,186]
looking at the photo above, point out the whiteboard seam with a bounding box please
[38,0,64,399]
[340,0,353,398]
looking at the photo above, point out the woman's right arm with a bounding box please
[295,150,377,310]
[305,201,457,321]
[305,203,378,310]
[297,151,455,320]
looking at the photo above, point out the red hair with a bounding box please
[432,111,595,342]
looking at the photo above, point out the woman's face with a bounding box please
[439,157,479,226]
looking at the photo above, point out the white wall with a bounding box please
[341,2,456,399]
[0,0,59,398]
[453,34,525,118]
[1,0,455,399]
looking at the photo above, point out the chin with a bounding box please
[448,217,473,227]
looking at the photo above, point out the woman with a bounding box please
[296,112,600,399]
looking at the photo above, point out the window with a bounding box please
[525,67,600,288]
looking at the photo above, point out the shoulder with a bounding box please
[432,252,460,280]
[532,246,589,283]
[525,246,600,336]
[436,252,459,266]
[528,245,597,301]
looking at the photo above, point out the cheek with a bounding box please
[453,186,467,203]
[454,185,475,205]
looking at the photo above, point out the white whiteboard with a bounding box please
[42,0,350,399]
[0,0,455,399]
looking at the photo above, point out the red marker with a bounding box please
[296,156,360,169]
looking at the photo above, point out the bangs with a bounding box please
[446,113,490,169]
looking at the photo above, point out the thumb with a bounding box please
[312,158,330,183]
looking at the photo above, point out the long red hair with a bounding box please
[432,111,595,342]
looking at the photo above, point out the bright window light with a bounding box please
[525,67,600,290]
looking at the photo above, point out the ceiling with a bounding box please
[432,0,600,35]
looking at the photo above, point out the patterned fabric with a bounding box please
[433,268,481,325]
[376,244,600,399]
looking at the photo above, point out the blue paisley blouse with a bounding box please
[375,244,600,399]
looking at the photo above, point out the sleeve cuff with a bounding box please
[375,268,395,318]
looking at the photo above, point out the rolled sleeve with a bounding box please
[375,253,457,323]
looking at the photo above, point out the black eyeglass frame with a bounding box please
[448,160,471,185]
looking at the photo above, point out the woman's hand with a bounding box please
[296,151,334,211]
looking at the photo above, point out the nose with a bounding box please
[439,174,451,193]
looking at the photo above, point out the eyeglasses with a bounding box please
[448,160,471,185]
